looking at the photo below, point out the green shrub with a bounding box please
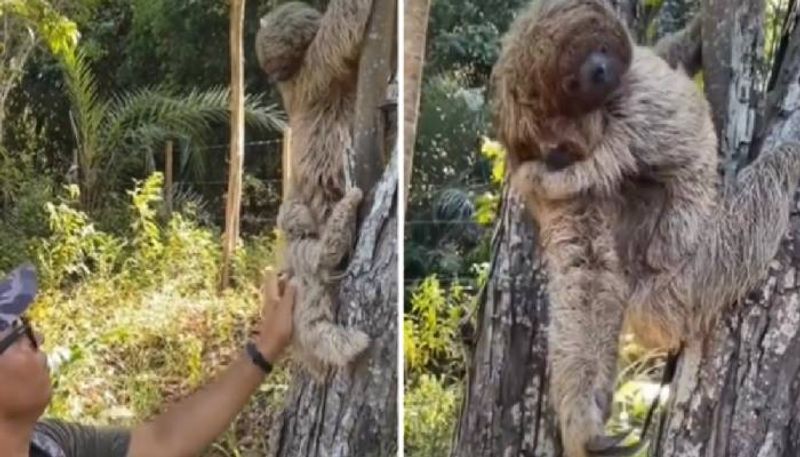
[405,374,461,457]
[13,173,286,455]
[404,276,471,380]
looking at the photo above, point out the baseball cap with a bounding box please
[0,264,38,332]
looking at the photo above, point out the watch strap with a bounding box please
[245,341,273,374]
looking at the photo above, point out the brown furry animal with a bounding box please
[256,0,373,378]
[277,189,369,379]
[256,0,373,224]
[493,1,800,455]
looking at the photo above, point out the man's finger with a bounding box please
[281,281,297,311]
[262,268,280,304]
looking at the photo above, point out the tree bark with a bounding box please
[450,189,559,456]
[403,0,431,209]
[652,5,800,456]
[270,150,398,457]
[701,0,765,182]
[220,0,245,290]
[352,0,397,199]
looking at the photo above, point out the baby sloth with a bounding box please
[492,0,800,456]
[277,189,369,380]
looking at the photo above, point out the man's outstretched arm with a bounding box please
[126,271,296,457]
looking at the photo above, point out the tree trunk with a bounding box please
[403,0,431,208]
[652,5,800,456]
[453,2,800,457]
[450,189,559,456]
[220,0,245,290]
[351,0,397,200]
[269,150,398,457]
[701,0,764,182]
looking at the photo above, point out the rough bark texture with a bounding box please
[270,151,398,457]
[450,190,560,457]
[352,0,397,198]
[701,0,765,182]
[653,6,800,455]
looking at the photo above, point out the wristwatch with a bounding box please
[245,341,273,375]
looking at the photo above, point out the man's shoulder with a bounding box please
[35,418,131,457]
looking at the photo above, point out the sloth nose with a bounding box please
[544,145,579,171]
[583,52,613,86]
[592,61,607,84]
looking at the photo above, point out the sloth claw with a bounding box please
[585,430,647,457]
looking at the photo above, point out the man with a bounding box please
[0,263,297,457]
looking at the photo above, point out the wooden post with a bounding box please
[220,0,246,291]
[164,140,173,217]
[403,0,432,211]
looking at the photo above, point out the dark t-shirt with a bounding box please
[31,420,131,457]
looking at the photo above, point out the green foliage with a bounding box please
[1,0,79,58]
[404,276,471,380]
[34,185,123,288]
[405,276,471,457]
[127,173,164,267]
[406,73,492,281]
[123,0,270,90]
[59,47,285,209]
[405,374,461,457]
[412,74,488,211]
[10,176,284,455]
[427,0,527,85]
[473,138,505,226]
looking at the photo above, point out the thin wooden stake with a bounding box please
[164,140,173,217]
[220,0,246,291]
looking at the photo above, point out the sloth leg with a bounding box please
[688,143,800,319]
[317,187,363,271]
[544,210,628,457]
[294,283,370,369]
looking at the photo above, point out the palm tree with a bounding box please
[60,49,285,210]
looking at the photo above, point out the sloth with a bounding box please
[256,0,373,378]
[491,0,800,455]
[277,189,369,379]
[256,0,372,224]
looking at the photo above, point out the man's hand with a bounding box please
[253,269,296,363]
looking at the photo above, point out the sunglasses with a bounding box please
[0,317,38,355]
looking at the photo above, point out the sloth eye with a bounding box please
[564,76,580,94]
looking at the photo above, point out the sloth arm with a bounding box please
[316,189,362,271]
[653,15,702,76]
[301,0,374,97]
[687,143,800,309]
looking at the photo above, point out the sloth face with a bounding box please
[256,2,321,83]
[491,0,630,166]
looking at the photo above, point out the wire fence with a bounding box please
[163,139,286,233]
[174,139,496,289]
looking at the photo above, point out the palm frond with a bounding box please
[101,86,285,159]
[61,49,108,171]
